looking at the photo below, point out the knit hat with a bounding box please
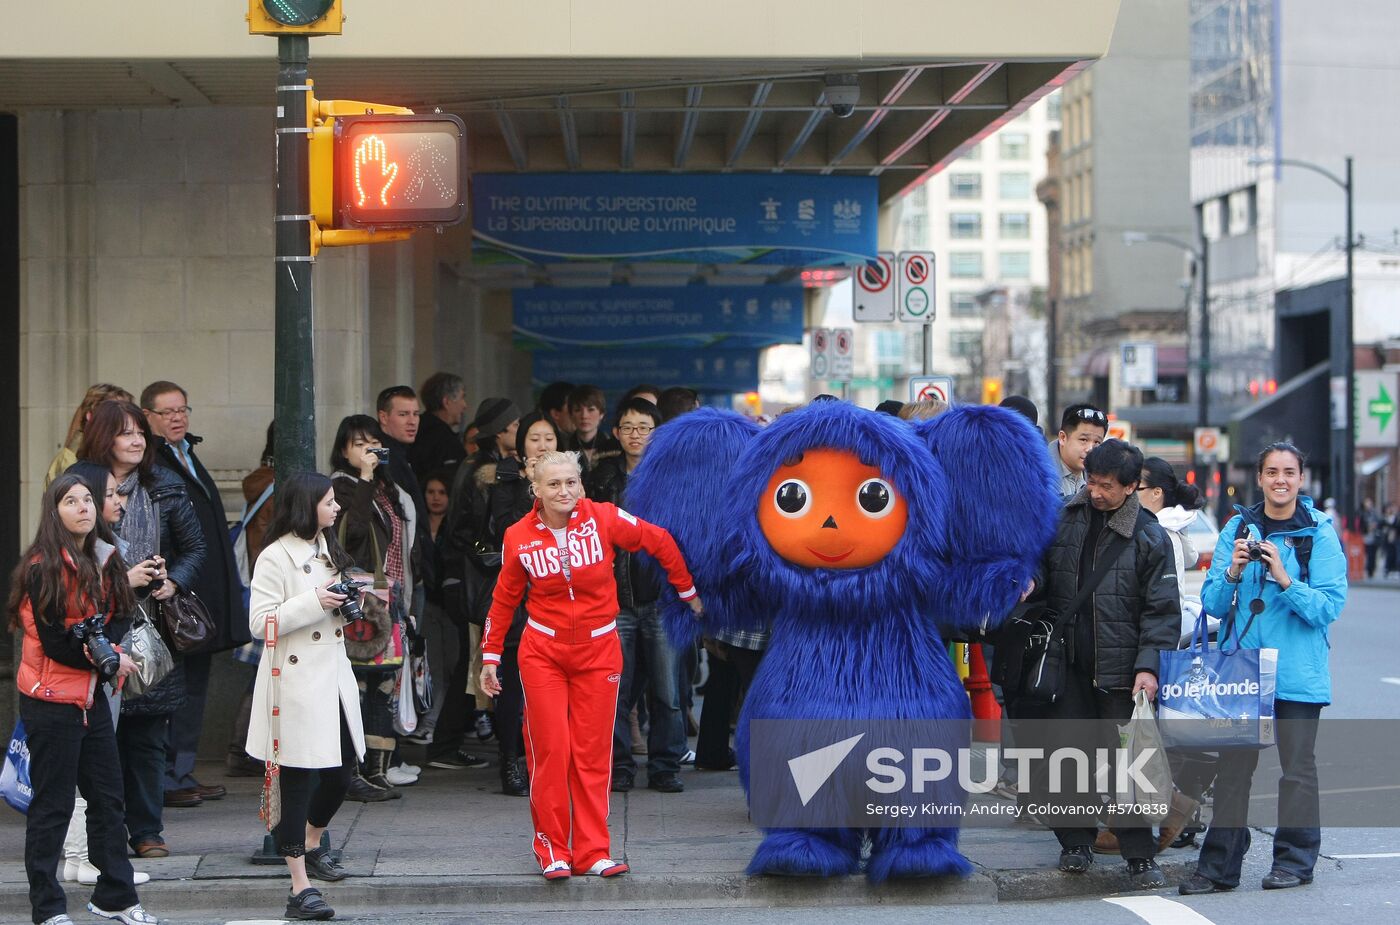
[470,398,521,438]
[874,399,905,417]
[998,395,1039,426]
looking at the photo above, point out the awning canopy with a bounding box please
[1229,361,1331,467]
[0,1,1122,203]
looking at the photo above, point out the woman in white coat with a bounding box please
[247,471,366,922]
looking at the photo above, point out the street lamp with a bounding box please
[1248,154,1355,528]
[1123,229,1211,487]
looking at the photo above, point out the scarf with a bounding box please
[117,471,161,563]
[374,485,405,587]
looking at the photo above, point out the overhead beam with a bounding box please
[619,89,636,169]
[674,85,702,168]
[492,101,528,170]
[555,95,579,169]
[876,63,1001,171]
[823,67,924,174]
[725,81,772,168]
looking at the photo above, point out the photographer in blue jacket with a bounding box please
[1181,441,1347,896]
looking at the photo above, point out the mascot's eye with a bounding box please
[773,479,812,518]
[856,478,895,518]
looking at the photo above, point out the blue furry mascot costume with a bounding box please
[626,401,1059,881]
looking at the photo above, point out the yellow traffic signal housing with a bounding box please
[981,377,1003,405]
[306,94,466,251]
[248,0,343,35]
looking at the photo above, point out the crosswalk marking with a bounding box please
[1105,895,1218,925]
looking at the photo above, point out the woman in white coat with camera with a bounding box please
[246,471,366,922]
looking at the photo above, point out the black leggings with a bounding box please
[273,713,356,857]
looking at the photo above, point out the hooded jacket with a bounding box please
[1037,489,1181,689]
[1199,496,1346,703]
[1153,504,1200,594]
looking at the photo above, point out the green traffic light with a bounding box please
[262,0,335,27]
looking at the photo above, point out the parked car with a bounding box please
[1183,510,1220,571]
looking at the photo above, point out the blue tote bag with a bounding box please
[1,719,32,814]
[1157,610,1277,749]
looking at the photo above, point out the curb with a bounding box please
[2,857,1201,918]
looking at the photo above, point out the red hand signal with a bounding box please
[353,135,399,207]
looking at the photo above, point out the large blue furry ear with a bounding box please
[624,408,761,647]
[915,405,1060,635]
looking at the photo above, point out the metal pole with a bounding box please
[1342,155,1355,529]
[1197,229,1210,493]
[273,36,316,484]
[1046,297,1058,422]
[922,321,932,376]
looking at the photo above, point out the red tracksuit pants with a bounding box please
[518,623,623,872]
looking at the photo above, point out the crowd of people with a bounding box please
[10,376,1349,923]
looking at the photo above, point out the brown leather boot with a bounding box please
[1158,791,1201,852]
[1092,829,1120,854]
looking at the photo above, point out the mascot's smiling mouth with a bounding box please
[807,547,854,563]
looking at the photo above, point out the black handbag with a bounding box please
[160,587,217,654]
[1010,532,1133,705]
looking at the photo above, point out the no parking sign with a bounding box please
[908,376,954,404]
[854,252,896,323]
[897,251,935,323]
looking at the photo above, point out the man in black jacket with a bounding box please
[141,381,248,808]
[1029,439,1180,888]
[584,398,686,794]
[411,372,468,482]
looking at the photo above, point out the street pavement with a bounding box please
[0,586,1394,924]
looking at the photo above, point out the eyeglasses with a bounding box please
[617,424,654,436]
[1072,408,1107,424]
[148,406,192,418]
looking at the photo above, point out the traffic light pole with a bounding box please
[273,36,317,483]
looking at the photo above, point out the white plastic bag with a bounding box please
[391,663,418,736]
[1113,691,1172,824]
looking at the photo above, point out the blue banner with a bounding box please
[532,348,761,395]
[513,286,803,350]
[474,173,877,266]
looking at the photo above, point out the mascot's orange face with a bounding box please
[757,448,907,569]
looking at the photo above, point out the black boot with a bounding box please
[500,755,529,796]
[345,772,395,803]
[363,748,402,798]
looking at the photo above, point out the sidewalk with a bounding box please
[0,742,1201,918]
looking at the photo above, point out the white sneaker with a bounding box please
[64,858,149,885]
[542,860,571,880]
[86,903,161,925]
[582,858,630,877]
[38,915,74,925]
[398,762,421,775]
[385,765,419,786]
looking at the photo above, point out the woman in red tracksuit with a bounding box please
[480,450,702,880]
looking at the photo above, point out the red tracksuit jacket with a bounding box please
[482,497,696,662]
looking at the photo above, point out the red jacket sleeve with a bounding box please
[481,534,527,664]
[603,503,697,602]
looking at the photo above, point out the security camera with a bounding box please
[823,75,860,118]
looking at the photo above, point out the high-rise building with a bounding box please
[890,95,1060,403]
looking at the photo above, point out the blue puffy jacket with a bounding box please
[1200,496,1347,704]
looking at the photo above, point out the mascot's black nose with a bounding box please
[821,515,838,529]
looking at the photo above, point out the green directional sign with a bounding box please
[1356,372,1400,448]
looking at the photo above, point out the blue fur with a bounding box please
[629,401,1058,881]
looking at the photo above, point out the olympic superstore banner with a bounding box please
[532,348,762,394]
[474,173,877,266]
[513,286,803,351]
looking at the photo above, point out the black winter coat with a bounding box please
[153,436,252,651]
[409,413,465,485]
[584,456,659,609]
[1035,490,1180,690]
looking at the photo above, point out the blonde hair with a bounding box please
[64,383,134,450]
[898,399,949,421]
[529,450,583,486]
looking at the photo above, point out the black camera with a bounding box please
[327,577,369,622]
[367,447,391,462]
[71,614,121,682]
[1246,540,1265,562]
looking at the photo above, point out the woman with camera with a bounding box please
[1182,442,1348,896]
[329,415,420,801]
[245,471,366,921]
[71,400,205,859]
[480,450,702,879]
[9,474,161,925]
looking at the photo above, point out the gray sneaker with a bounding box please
[38,915,75,925]
[87,902,162,925]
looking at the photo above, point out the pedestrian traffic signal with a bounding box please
[981,377,1003,405]
[247,0,343,35]
[333,115,467,228]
